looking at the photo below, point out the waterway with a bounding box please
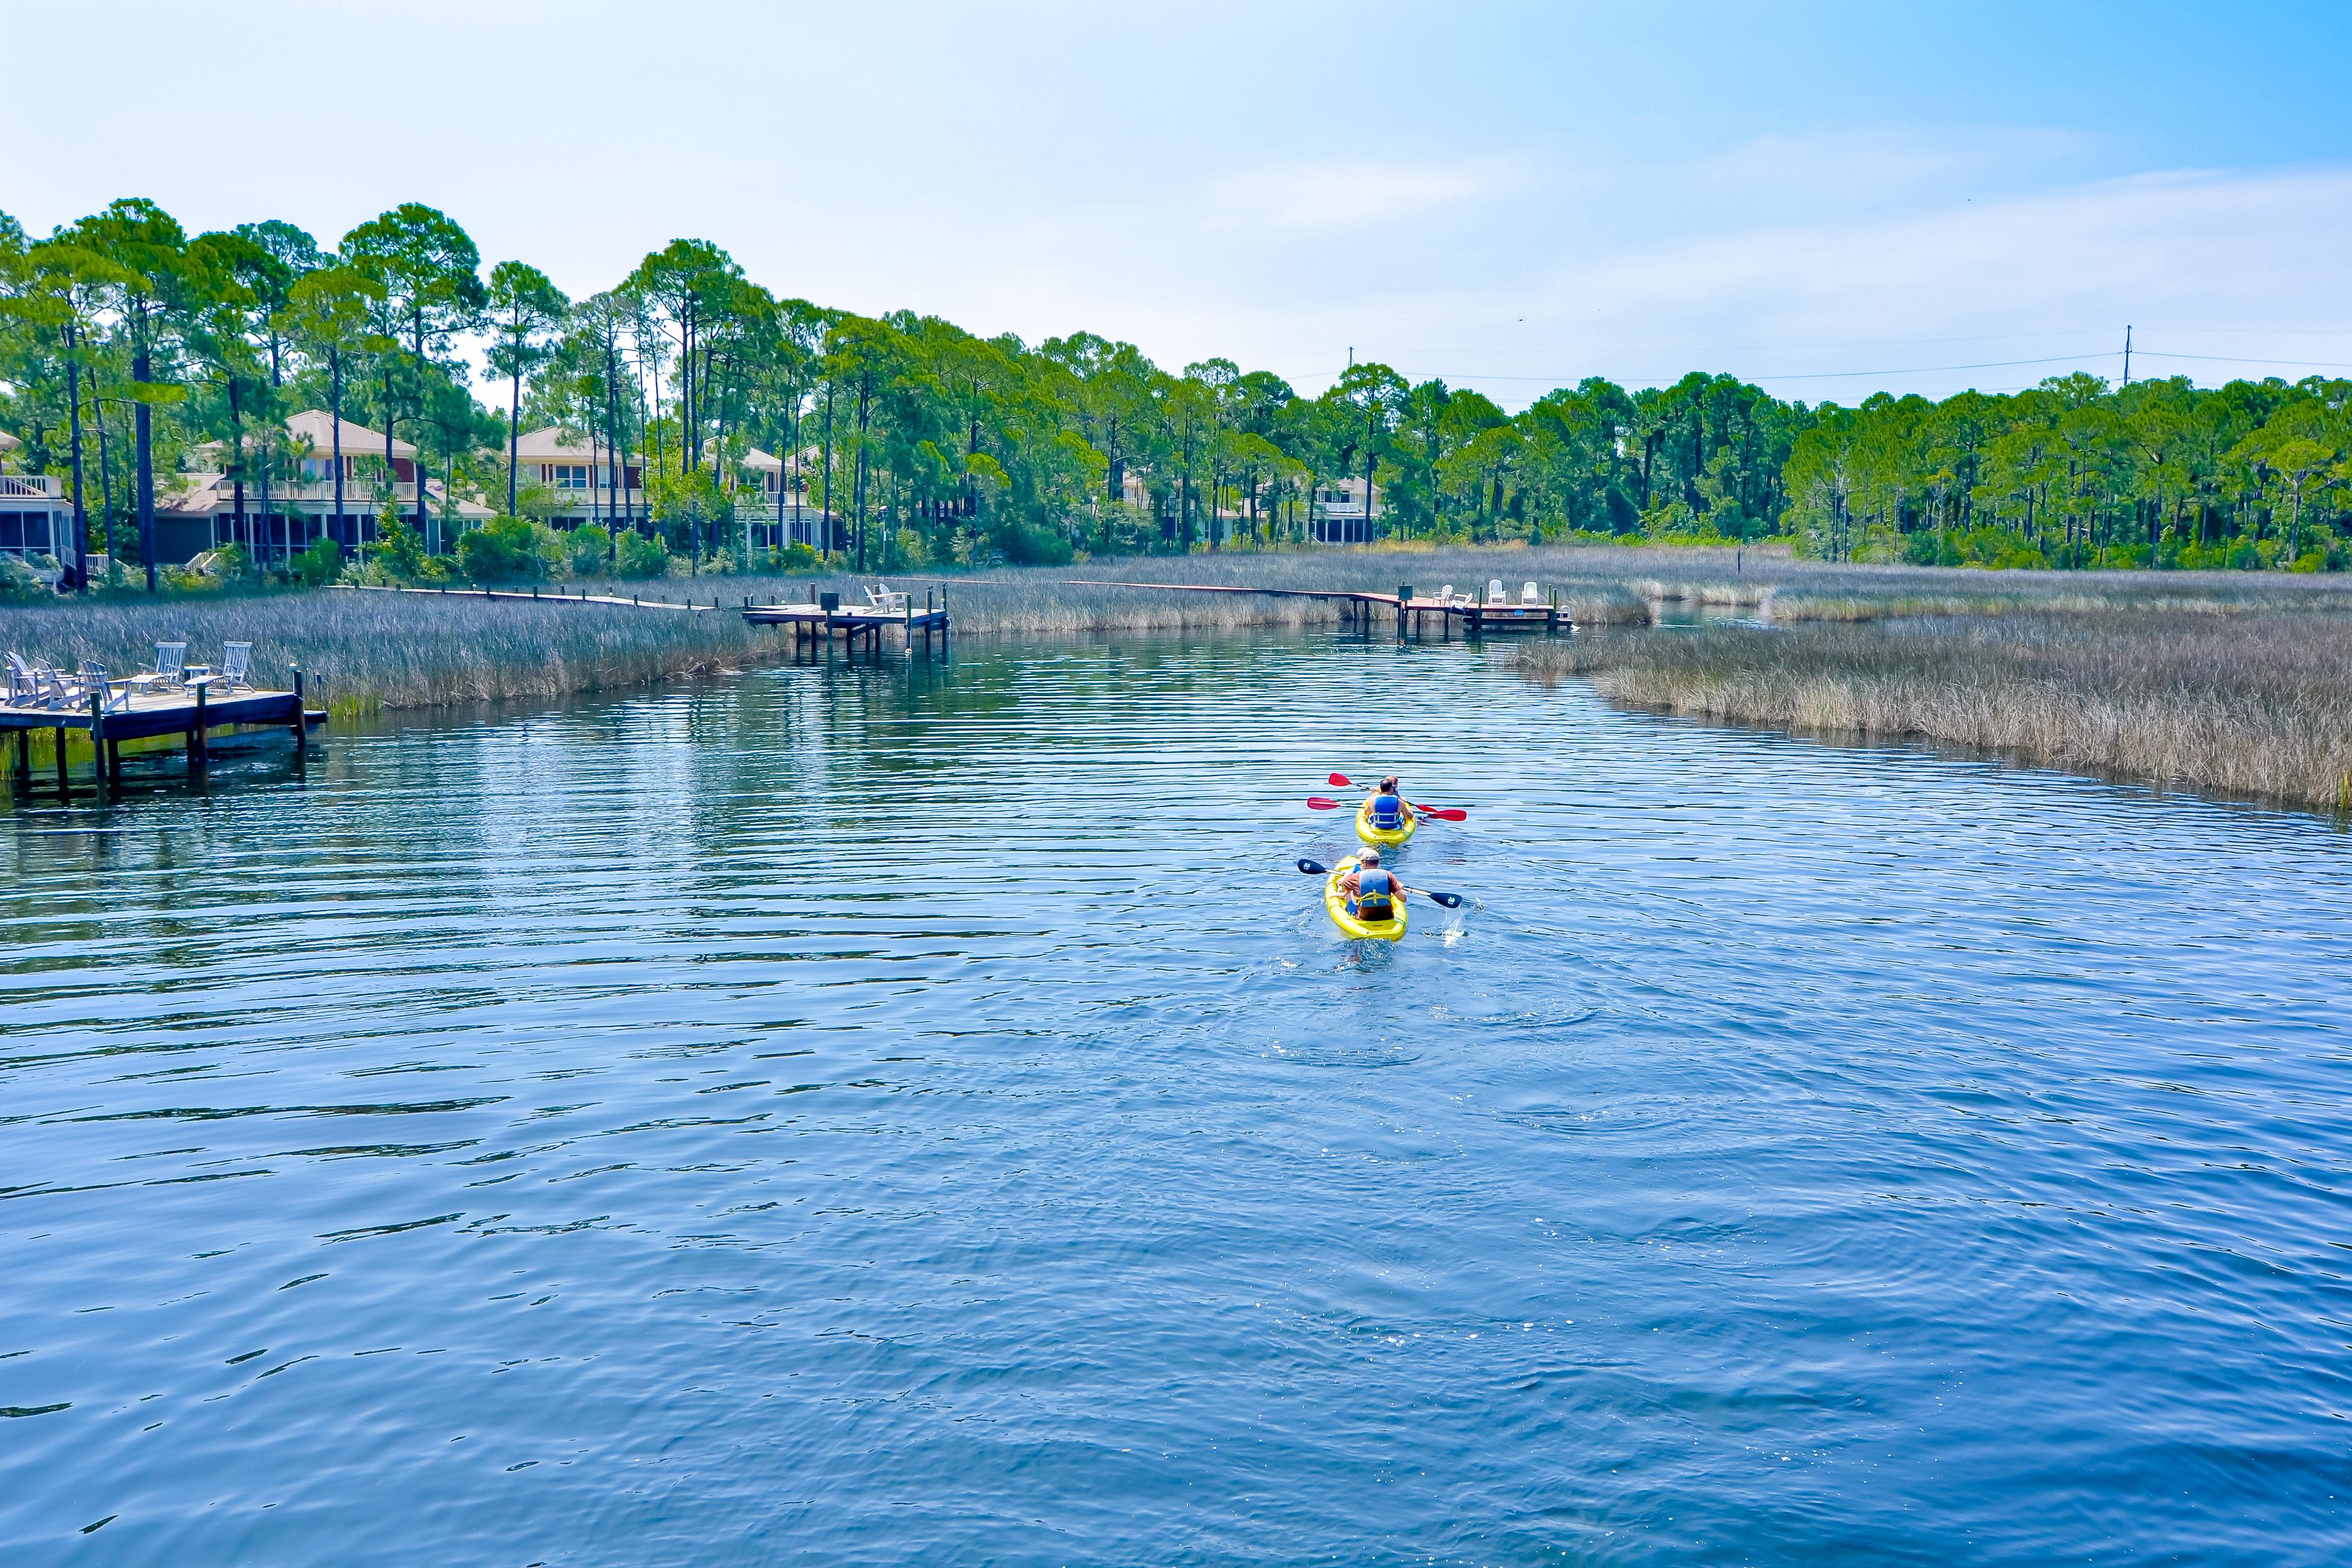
[4,633,2348,1565]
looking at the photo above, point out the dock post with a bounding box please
[53,726,69,798]
[291,667,308,757]
[1399,585,1411,642]
[190,683,208,774]
[12,727,27,783]
[89,691,110,792]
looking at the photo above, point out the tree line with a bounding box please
[4,196,2349,593]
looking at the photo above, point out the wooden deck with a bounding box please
[743,592,952,656]
[4,682,325,797]
[1064,580,1570,637]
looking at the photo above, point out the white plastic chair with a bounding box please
[128,640,186,695]
[1521,581,1541,605]
[30,659,78,709]
[1486,578,1507,605]
[4,653,37,707]
[75,662,131,715]
[864,581,908,613]
[218,641,254,692]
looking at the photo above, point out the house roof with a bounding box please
[286,409,413,458]
[514,426,636,462]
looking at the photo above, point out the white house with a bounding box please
[1309,476,1380,544]
[0,432,73,563]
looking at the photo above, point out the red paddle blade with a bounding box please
[1306,796,1344,810]
[1327,773,1355,788]
[1420,808,1468,822]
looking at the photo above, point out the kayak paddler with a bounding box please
[1338,849,1403,920]
[1367,776,1414,834]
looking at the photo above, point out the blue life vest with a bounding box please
[1353,866,1395,917]
[1370,792,1405,826]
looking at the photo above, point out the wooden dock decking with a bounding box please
[1064,581,1570,638]
[743,591,951,657]
[4,681,325,797]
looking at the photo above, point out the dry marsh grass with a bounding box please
[8,543,2352,721]
[1517,613,2352,812]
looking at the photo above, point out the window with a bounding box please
[549,464,593,490]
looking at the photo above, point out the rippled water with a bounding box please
[5,633,2350,1566]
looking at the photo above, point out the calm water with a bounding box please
[4,634,2349,1566]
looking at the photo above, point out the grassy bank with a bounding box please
[1517,613,2352,812]
[10,542,2352,720]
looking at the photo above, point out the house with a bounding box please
[733,446,836,552]
[511,426,644,528]
[161,411,490,561]
[0,432,74,563]
[1309,476,1380,545]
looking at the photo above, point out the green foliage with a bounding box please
[294,536,346,587]
[370,505,425,579]
[456,515,540,583]
[563,523,612,577]
[0,553,51,602]
[13,193,2352,589]
[615,528,671,579]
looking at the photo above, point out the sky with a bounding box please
[8,0,2352,409]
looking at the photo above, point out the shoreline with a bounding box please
[7,545,2352,729]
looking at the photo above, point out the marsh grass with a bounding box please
[1517,612,2352,812]
[7,542,2352,719]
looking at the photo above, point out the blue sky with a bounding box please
[9,1,2351,407]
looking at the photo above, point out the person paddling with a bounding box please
[1366,776,1414,833]
[1338,849,1405,920]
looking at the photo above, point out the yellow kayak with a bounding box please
[1355,796,1417,847]
[1324,856,1407,941]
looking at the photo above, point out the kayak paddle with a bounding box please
[1324,773,1468,821]
[1295,859,1465,909]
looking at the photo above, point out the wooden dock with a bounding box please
[1065,580,1570,639]
[4,679,325,798]
[743,590,951,657]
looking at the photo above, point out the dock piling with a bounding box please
[53,725,69,798]
[291,668,308,758]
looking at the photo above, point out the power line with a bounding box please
[2134,349,2352,371]
[1429,352,2119,385]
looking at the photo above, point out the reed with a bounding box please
[1516,612,2352,811]
[7,543,2352,718]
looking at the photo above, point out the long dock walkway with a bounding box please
[1064,580,1570,638]
[4,680,326,797]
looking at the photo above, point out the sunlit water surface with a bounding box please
[4,634,2349,1566]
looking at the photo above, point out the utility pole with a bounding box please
[2122,325,2132,387]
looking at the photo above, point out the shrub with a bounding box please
[0,553,51,602]
[615,529,671,579]
[564,524,613,577]
[371,513,425,579]
[294,536,346,587]
[995,519,1073,566]
[457,516,540,583]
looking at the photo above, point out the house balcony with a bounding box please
[0,475,65,500]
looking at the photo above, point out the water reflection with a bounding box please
[4,632,2350,1565]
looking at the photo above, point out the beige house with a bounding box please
[512,426,645,528]
[162,411,490,561]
